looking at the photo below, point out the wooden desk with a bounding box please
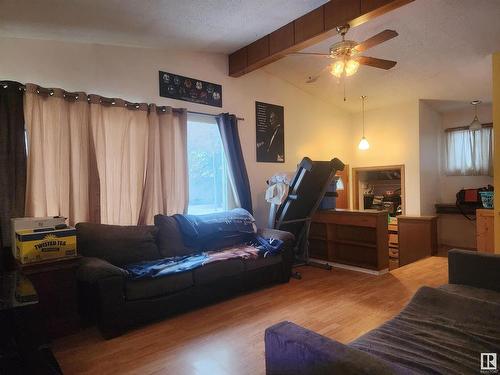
[309,209,388,271]
[397,216,437,266]
[476,209,494,253]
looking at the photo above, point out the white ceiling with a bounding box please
[0,0,328,53]
[264,0,500,112]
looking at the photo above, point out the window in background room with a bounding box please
[187,114,234,214]
[444,126,493,176]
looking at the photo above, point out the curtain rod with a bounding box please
[177,109,244,121]
[444,122,492,132]
[1,81,244,122]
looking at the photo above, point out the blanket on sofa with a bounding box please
[173,208,257,250]
[124,236,283,280]
[351,286,500,375]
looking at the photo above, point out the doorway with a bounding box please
[352,165,405,216]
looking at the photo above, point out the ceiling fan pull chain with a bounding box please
[343,78,347,102]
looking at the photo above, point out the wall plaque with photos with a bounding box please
[159,71,222,107]
[256,101,284,163]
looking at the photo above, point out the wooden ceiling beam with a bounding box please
[228,0,414,77]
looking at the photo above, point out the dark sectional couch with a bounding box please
[76,214,295,338]
[265,249,500,375]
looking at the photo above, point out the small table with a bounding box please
[0,271,62,374]
[17,256,82,338]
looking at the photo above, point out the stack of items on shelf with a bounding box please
[388,216,399,270]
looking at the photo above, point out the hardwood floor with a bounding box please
[53,256,448,375]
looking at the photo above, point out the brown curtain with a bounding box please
[138,106,188,224]
[0,81,26,252]
[24,85,92,225]
[217,114,253,214]
[89,96,150,225]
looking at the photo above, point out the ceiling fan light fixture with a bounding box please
[345,59,360,76]
[330,60,345,78]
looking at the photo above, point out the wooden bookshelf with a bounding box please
[309,209,389,271]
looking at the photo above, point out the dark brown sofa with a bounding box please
[76,217,295,338]
[265,249,500,375]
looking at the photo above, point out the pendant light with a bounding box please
[358,95,369,150]
[469,100,482,131]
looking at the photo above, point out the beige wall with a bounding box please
[0,36,353,227]
[418,101,440,215]
[349,101,421,215]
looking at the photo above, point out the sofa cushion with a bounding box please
[245,254,282,271]
[351,286,500,374]
[193,259,244,285]
[438,284,500,305]
[154,214,193,257]
[125,271,194,301]
[76,223,160,266]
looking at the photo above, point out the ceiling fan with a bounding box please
[290,24,398,83]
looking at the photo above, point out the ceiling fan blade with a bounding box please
[357,56,397,70]
[354,30,398,53]
[289,52,331,57]
[306,65,331,83]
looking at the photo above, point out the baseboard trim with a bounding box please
[309,258,388,276]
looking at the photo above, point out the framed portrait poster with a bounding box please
[256,101,284,163]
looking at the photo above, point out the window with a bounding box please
[444,126,493,176]
[187,114,234,214]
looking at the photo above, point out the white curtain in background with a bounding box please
[24,85,92,225]
[138,106,188,225]
[444,127,493,176]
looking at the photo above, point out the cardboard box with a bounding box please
[11,217,67,258]
[15,227,77,264]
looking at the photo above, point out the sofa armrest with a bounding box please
[258,228,295,244]
[258,228,295,280]
[77,257,128,284]
[265,321,403,375]
[448,249,500,292]
[77,257,127,337]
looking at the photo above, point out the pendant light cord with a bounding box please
[361,95,366,136]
